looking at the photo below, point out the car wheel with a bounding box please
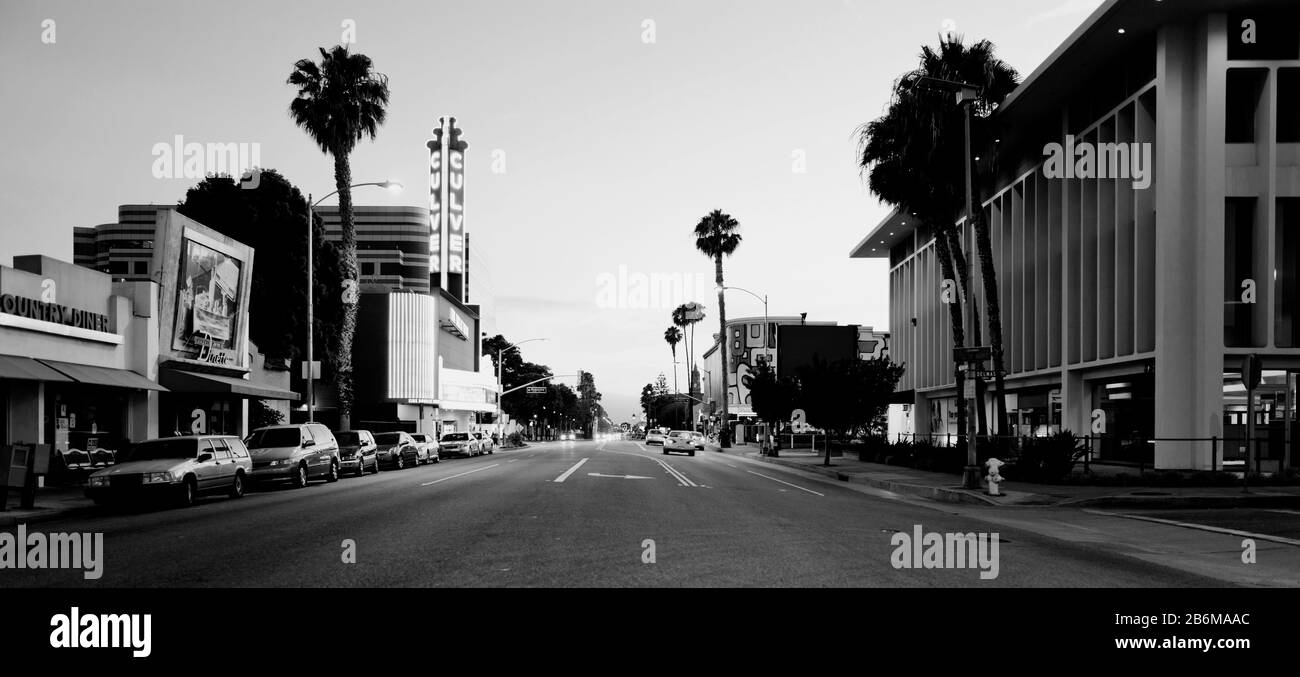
[180,477,198,507]
[327,460,339,482]
[371,457,380,474]
[229,472,245,498]
[433,455,440,463]
[662,449,668,455]
[291,463,308,488]
[394,455,404,470]
[690,451,696,457]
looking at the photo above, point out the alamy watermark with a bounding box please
[890,524,999,580]
[595,265,712,310]
[1042,135,1152,189]
[0,524,103,580]
[151,134,262,188]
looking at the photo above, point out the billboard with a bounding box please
[152,210,254,371]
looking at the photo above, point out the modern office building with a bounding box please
[73,205,168,281]
[851,0,1300,470]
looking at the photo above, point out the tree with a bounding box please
[176,170,344,369]
[287,44,391,432]
[673,302,706,427]
[663,326,682,393]
[745,360,799,455]
[797,356,906,467]
[694,209,742,447]
[858,36,1019,438]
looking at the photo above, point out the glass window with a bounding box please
[226,438,249,457]
[1279,69,1300,143]
[1224,197,1259,347]
[1226,69,1268,143]
[1278,199,1300,347]
[246,428,302,449]
[126,438,197,461]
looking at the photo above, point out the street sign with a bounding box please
[952,346,992,363]
[301,360,321,379]
[526,386,547,394]
[970,370,1006,379]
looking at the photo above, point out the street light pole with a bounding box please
[304,180,402,425]
[496,337,548,444]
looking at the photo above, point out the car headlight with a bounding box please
[88,476,108,487]
[142,472,175,484]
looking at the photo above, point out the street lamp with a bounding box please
[912,74,984,489]
[718,284,769,451]
[496,337,548,442]
[303,180,402,423]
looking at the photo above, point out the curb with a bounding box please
[0,502,97,529]
[1059,494,1300,509]
[737,452,1002,506]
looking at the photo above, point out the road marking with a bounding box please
[1265,509,1300,516]
[553,458,589,483]
[1085,509,1300,547]
[507,459,520,463]
[652,457,697,487]
[588,473,653,480]
[420,464,500,486]
[746,470,825,496]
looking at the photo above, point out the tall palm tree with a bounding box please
[287,45,390,431]
[664,326,682,393]
[672,302,706,393]
[904,37,1019,436]
[694,209,742,447]
[858,35,1018,436]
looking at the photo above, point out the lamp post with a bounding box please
[304,180,402,423]
[718,285,769,451]
[911,74,983,489]
[496,337,547,443]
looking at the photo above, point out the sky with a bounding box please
[0,0,1104,423]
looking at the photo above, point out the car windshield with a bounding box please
[127,438,197,461]
[670,431,691,437]
[442,433,470,442]
[373,433,403,445]
[245,428,301,449]
[335,432,362,445]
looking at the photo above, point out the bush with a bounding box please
[507,432,524,447]
[1010,431,1085,483]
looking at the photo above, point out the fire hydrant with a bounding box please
[984,457,1005,496]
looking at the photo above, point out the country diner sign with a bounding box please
[0,293,111,333]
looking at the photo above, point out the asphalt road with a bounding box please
[0,439,1230,587]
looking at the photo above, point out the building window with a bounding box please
[380,262,403,277]
[108,260,128,275]
[1226,69,1268,144]
[1277,198,1300,347]
[1279,68,1300,143]
[360,262,375,276]
[133,261,149,275]
[1225,197,1259,347]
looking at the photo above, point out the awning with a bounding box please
[159,367,300,401]
[0,355,74,382]
[37,359,166,391]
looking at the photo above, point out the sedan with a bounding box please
[438,432,480,458]
[373,431,421,469]
[663,431,697,456]
[409,433,441,464]
[473,431,494,454]
[335,430,380,476]
[645,430,667,446]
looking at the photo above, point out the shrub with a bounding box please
[1011,431,1085,483]
[507,432,524,447]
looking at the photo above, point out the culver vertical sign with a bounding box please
[426,116,469,300]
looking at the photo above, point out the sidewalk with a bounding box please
[1,483,96,527]
[709,443,1300,509]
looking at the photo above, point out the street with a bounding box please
[0,440,1248,588]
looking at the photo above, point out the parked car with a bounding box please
[409,433,441,464]
[85,435,252,507]
[689,431,706,451]
[645,430,667,446]
[438,431,480,458]
[246,423,341,487]
[473,431,494,454]
[335,430,379,476]
[373,431,421,469]
[663,430,697,456]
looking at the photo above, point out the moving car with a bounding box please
[663,430,697,456]
[409,433,441,464]
[335,430,379,476]
[85,435,252,507]
[473,431,494,454]
[438,431,480,458]
[645,430,667,446]
[373,431,420,469]
[689,431,706,451]
[246,423,341,487]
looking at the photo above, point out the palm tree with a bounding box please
[694,209,742,447]
[857,35,1019,436]
[664,326,682,393]
[287,45,390,431]
[672,301,706,394]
